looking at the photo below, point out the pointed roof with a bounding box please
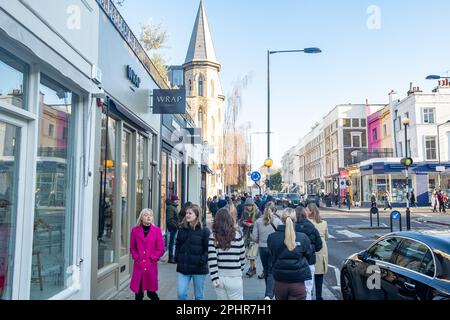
[184,0,219,65]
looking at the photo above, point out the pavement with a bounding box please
[112,213,337,301]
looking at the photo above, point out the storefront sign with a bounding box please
[436,166,446,172]
[126,65,141,88]
[153,89,186,114]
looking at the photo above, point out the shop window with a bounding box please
[0,49,28,110]
[98,110,117,270]
[120,130,131,257]
[31,75,76,299]
[0,121,20,300]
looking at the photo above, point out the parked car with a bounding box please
[340,230,450,300]
[305,194,320,207]
[276,193,286,206]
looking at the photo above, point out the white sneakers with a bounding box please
[264,296,271,300]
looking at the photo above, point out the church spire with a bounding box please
[184,0,219,65]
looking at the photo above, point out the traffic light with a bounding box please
[401,157,413,167]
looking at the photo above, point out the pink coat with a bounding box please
[130,225,164,293]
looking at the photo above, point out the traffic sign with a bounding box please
[251,171,261,182]
[391,210,401,220]
[339,179,346,190]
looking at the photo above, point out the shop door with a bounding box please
[0,115,27,299]
[119,129,132,283]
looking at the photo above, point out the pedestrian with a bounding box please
[208,208,245,300]
[410,191,417,208]
[295,205,322,300]
[306,203,328,300]
[130,209,164,300]
[210,196,219,218]
[267,208,312,300]
[345,193,351,211]
[251,201,282,299]
[384,191,392,210]
[175,204,210,300]
[431,190,438,212]
[371,193,377,208]
[438,191,447,213]
[178,201,193,224]
[228,197,238,224]
[236,196,246,222]
[166,194,180,264]
[239,197,261,277]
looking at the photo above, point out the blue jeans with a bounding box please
[168,230,177,258]
[177,273,206,300]
[259,247,274,298]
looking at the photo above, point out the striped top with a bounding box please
[208,231,246,282]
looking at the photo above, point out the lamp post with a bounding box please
[402,117,411,230]
[267,47,322,190]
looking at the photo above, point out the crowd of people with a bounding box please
[129,192,329,301]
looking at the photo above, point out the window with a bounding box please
[372,128,378,141]
[343,119,351,127]
[392,239,435,276]
[368,237,400,262]
[48,124,54,137]
[361,119,367,127]
[211,80,215,97]
[0,48,29,109]
[423,108,435,124]
[189,80,192,95]
[136,135,144,219]
[352,133,361,148]
[383,124,387,137]
[198,110,203,129]
[425,136,437,160]
[352,119,359,127]
[32,75,76,299]
[198,75,204,96]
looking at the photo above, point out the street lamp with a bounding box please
[267,47,322,190]
[401,117,411,230]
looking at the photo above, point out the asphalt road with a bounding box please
[317,208,450,299]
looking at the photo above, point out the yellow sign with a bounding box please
[104,160,114,168]
[264,158,273,168]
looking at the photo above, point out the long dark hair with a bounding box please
[212,208,236,250]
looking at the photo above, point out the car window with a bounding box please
[368,237,400,262]
[434,249,450,280]
[392,239,432,275]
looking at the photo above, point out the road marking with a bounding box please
[336,230,364,238]
[328,233,336,239]
[363,239,375,242]
[328,264,341,286]
[331,286,341,290]
[336,240,353,243]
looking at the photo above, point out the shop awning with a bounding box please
[201,165,214,174]
[109,99,154,133]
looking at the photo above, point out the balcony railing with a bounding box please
[349,148,394,165]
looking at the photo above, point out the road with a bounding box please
[320,208,450,299]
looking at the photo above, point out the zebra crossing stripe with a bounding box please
[336,230,364,238]
[328,233,336,239]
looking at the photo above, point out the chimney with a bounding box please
[407,82,414,96]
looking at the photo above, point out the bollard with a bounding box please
[390,210,402,232]
[370,205,379,227]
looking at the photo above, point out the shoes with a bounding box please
[168,257,176,264]
[264,296,271,300]
[246,267,256,277]
[258,273,265,279]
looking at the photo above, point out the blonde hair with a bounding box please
[181,204,203,230]
[281,208,297,251]
[263,201,275,225]
[307,203,322,224]
[136,208,153,227]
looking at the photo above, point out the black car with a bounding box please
[305,194,320,207]
[340,230,450,300]
[285,193,301,207]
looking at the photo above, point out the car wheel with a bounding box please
[340,269,355,300]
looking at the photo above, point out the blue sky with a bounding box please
[119,0,450,168]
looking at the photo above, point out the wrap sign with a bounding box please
[152,89,186,114]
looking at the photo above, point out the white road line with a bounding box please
[336,230,364,238]
[331,286,341,290]
[328,233,336,239]
[328,264,341,286]
[336,240,353,243]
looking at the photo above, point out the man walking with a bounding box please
[166,194,180,264]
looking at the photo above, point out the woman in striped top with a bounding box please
[208,208,246,300]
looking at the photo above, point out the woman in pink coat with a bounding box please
[130,208,164,300]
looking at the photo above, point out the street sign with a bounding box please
[436,166,446,172]
[391,210,401,220]
[251,171,261,182]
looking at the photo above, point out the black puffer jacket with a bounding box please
[267,225,312,283]
[295,218,323,265]
[175,225,210,275]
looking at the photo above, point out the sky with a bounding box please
[118,0,450,169]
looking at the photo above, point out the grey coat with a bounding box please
[251,216,282,248]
